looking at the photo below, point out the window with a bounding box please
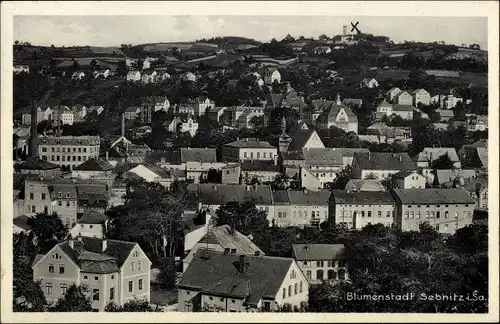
[111,275,114,279]
[66,201,70,207]
[444,224,449,230]
[317,270,324,280]
[445,211,449,218]
[94,276,99,280]
[45,283,53,294]
[92,289,99,301]
[338,269,346,280]
[431,211,435,218]
[138,261,142,271]
[386,211,391,218]
[282,288,286,298]
[299,281,303,293]
[294,283,298,295]
[361,211,365,218]
[60,283,67,295]
[209,296,213,301]
[404,212,409,219]
[426,211,430,218]
[83,276,88,280]
[290,270,296,279]
[131,262,135,271]
[368,211,372,218]
[49,264,54,273]
[378,211,382,218]
[244,152,247,158]
[436,211,441,219]
[89,225,93,229]
[59,264,65,274]
[408,205,412,208]
[306,270,311,279]
[138,279,143,290]
[29,193,34,200]
[327,270,336,280]
[257,152,260,159]
[416,212,420,219]
[278,212,282,218]
[58,201,62,206]
[129,281,133,292]
[109,287,115,300]
[288,285,292,296]
[41,193,46,200]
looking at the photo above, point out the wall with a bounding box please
[23,180,52,216]
[288,204,328,228]
[120,245,151,304]
[334,203,395,229]
[221,165,241,184]
[201,294,245,312]
[275,261,309,309]
[70,223,105,239]
[296,258,349,284]
[302,131,325,150]
[360,169,402,181]
[403,174,426,189]
[39,144,100,170]
[33,244,80,305]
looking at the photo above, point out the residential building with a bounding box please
[435,169,477,187]
[221,163,241,184]
[206,106,226,123]
[259,67,281,85]
[314,95,359,134]
[313,46,332,55]
[331,190,396,229]
[183,223,264,272]
[351,152,417,180]
[414,147,461,169]
[392,188,475,234]
[292,244,348,285]
[391,170,426,189]
[72,158,115,187]
[177,250,308,312]
[14,64,30,74]
[32,236,151,311]
[193,97,215,116]
[459,140,488,170]
[72,71,86,80]
[411,89,431,106]
[300,148,344,190]
[278,121,325,153]
[163,116,198,137]
[359,77,379,89]
[222,138,278,162]
[126,70,141,82]
[182,72,196,82]
[13,215,32,234]
[124,164,175,188]
[386,87,401,102]
[435,109,455,122]
[37,105,53,123]
[342,98,363,108]
[462,177,488,210]
[69,210,108,239]
[19,157,61,178]
[71,104,87,122]
[345,179,385,192]
[141,71,158,84]
[87,106,104,116]
[466,115,488,132]
[38,136,101,170]
[124,106,141,120]
[153,96,170,113]
[241,160,280,184]
[52,106,74,125]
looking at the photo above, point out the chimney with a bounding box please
[245,185,251,191]
[224,248,230,255]
[239,255,245,273]
[69,237,74,249]
[212,185,217,191]
[102,239,108,252]
[399,155,402,162]
[304,245,308,250]
[303,188,308,194]
[343,25,347,36]
[30,99,38,157]
[57,106,61,137]
[121,113,125,137]
[254,251,260,256]
[368,152,371,161]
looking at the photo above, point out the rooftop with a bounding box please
[333,190,395,205]
[353,152,416,171]
[292,244,345,261]
[225,138,276,149]
[21,157,60,170]
[392,188,475,204]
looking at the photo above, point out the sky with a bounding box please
[14,16,488,49]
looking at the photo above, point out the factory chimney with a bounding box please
[121,113,125,137]
[57,105,62,137]
[343,25,347,36]
[30,99,38,157]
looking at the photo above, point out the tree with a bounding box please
[328,165,352,190]
[27,212,68,253]
[13,279,47,312]
[156,257,177,290]
[431,152,455,169]
[49,285,93,312]
[341,131,360,148]
[90,59,98,70]
[105,299,161,312]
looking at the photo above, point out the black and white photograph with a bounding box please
[1,1,498,322]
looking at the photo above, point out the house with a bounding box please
[290,41,308,52]
[221,163,241,184]
[259,67,281,85]
[391,170,426,189]
[222,138,278,162]
[35,105,53,123]
[13,215,32,234]
[338,148,370,169]
[14,64,30,74]
[342,98,363,108]
[435,169,476,187]
[69,210,108,239]
[32,236,152,311]
[124,106,141,120]
[466,115,488,132]
[365,123,411,144]
[124,164,175,188]
[359,77,379,89]
[392,105,414,120]
[126,70,141,82]
[392,188,475,233]
[72,158,115,187]
[386,87,401,102]
[351,152,417,180]
[411,89,431,106]
[133,125,153,138]
[196,184,274,217]
[300,148,344,190]
[87,106,104,116]
[462,177,488,210]
[375,99,393,119]
[182,72,196,82]
[206,106,226,123]
[183,222,264,272]
[52,106,74,125]
[313,46,332,55]
[435,109,455,122]
[279,125,325,153]
[331,190,396,229]
[20,157,61,178]
[141,71,158,84]
[38,135,101,170]
[163,116,199,137]
[292,244,348,285]
[193,97,215,116]
[314,95,359,134]
[71,71,86,80]
[177,250,308,312]
[459,140,488,170]
[345,179,385,192]
[414,147,461,169]
[71,104,87,122]
[271,189,331,228]
[92,69,110,79]
[240,160,280,184]
[153,96,170,112]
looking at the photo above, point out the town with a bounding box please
[12,22,488,313]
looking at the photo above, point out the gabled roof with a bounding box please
[198,184,273,205]
[345,179,385,191]
[287,189,331,205]
[435,109,455,117]
[415,147,460,163]
[125,106,141,113]
[178,250,293,305]
[393,104,414,112]
[392,188,475,204]
[303,148,343,166]
[21,157,60,170]
[225,138,276,149]
[353,152,416,171]
[13,215,32,231]
[78,210,108,224]
[287,129,317,152]
[180,148,217,163]
[240,160,279,172]
[73,158,114,171]
[198,225,264,255]
[292,244,345,261]
[333,190,395,204]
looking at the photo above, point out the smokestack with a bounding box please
[343,25,347,36]
[239,255,245,273]
[121,113,125,137]
[30,100,38,157]
[57,106,61,137]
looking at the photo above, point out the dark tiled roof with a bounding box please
[178,250,293,305]
[333,190,395,205]
[338,148,370,158]
[225,138,276,149]
[345,179,385,191]
[198,225,264,255]
[73,158,114,171]
[145,150,182,164]
[303,148,343,166]
[287,129,315,152]
[272,190,290,204]
[292,244,345,261]
[287,189,331,205]
[353,152,416,171]
[21,157,60,170]
[393,188,475,204]
[180,148,217,163]
[393,104,414,112]
[13,215,32,231]
[78,210,108,224]
[198,184,273,205]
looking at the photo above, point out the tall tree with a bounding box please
[49,285,93,312]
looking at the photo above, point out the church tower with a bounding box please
[278,115,292,153]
